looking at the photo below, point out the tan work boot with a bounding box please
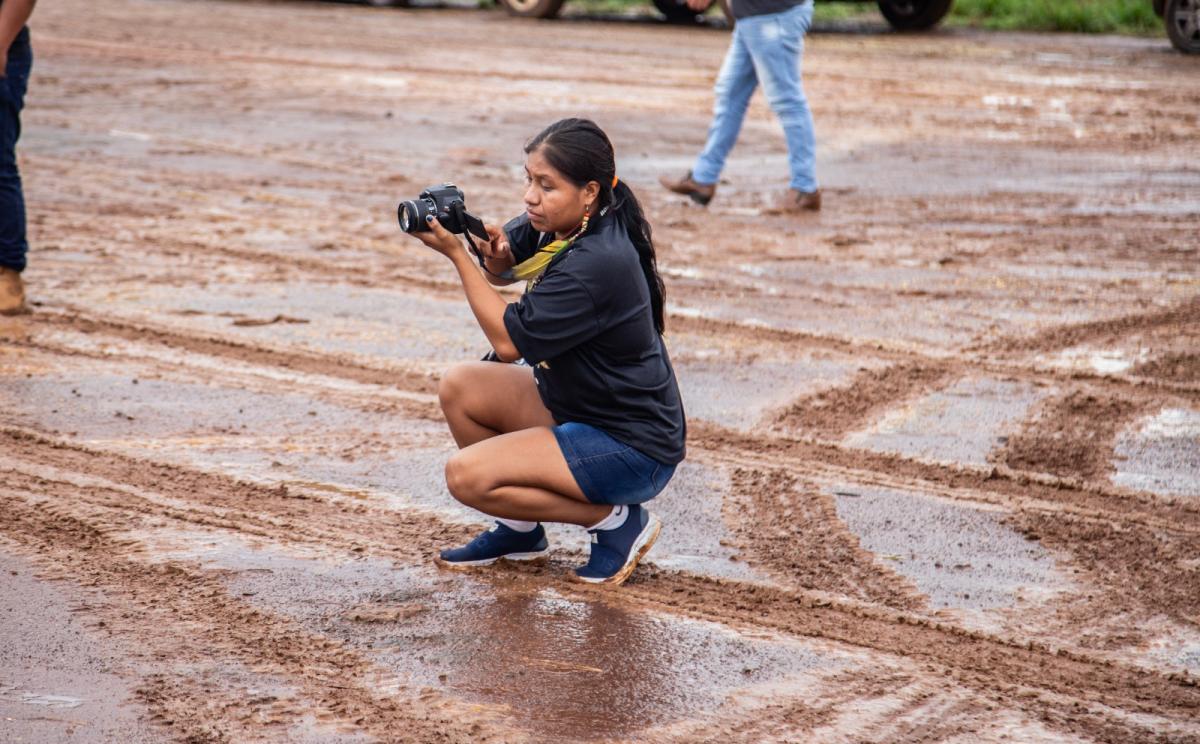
[0,267,30,316]
[659,171,717,206]
[764,188,822,214]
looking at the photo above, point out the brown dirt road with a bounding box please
[1,0,1198,741]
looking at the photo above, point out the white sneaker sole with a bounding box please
[573,513,662,587]
[434,550,547,570]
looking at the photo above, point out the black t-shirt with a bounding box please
[731,0,805,20]
[501,211,687,465]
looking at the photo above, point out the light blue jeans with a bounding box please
[692,1,817,193]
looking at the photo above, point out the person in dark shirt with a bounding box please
[660,0,821,213]
[408,118,686,586]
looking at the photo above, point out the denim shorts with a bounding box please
[553,422,676,506]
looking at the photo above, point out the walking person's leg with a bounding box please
[660,25,758,205]
[748,2,820,211]
[0,26,32,315]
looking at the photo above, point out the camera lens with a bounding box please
[397,200,423,233]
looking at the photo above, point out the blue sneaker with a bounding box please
[436,523,549,568]
[573,505,661,586]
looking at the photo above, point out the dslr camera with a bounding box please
[397,184,488,241]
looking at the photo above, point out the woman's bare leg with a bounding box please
[438,361,609,525]
[445,427,611,527]
[438,362,555,448]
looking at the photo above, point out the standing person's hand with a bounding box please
[686,0,714,12]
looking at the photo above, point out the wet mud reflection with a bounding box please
[205,543,837,740]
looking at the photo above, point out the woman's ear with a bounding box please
[584,181,601,209]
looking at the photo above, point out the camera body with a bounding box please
[398,183,486,239]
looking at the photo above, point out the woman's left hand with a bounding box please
[412,216,466,259]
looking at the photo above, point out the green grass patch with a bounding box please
[949,0,1160,34]
[561,0,1162,35]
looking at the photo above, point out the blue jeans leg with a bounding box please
[693,3,817,193]
[749,3,817,192]
[691,24,758,187]
[0,27,32,273]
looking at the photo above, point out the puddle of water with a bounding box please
[191,538,843,741]
[830,484,1071,613]
[127,527,845,740]
[1112,407,1200,499]
[1045,346,1150,375]
[844,377,1046,467]
[0,687,85,709]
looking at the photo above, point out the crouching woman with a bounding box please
[408,118,686,586]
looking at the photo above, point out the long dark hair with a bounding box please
[525,118,667,335]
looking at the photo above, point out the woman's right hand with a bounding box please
[480,224,515,270]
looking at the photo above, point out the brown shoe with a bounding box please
[0,267,29,316]
[764,188,822,215]
[659,171,716,206]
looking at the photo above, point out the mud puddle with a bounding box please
[844,376,1048,467]
[827,483,1074,624]
[1112,407,1200,498]
[129,527,849,741]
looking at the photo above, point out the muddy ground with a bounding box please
[1,0,1198,741]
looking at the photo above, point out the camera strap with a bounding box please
[452,203,505,278]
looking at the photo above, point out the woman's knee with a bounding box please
[444,450,493,506]
[438,362,478,414]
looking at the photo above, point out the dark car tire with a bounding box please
[653,0,704,23]
[1166,0,1200,53]
[497,0,567,18]
[877,0,954,30]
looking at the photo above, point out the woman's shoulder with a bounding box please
[572,215,638,265]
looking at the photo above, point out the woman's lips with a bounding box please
[526,210,543,222]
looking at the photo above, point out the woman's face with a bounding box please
[523,147,599,238]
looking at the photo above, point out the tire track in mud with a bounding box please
[31,309,441,398]
[11,308,1200,620]
[992,387,1159,483]
[724,467,926,611]
[26,289,1200,427]
[0,492,525,744]
[688,422,1200,536]
[14,310,1191,534]
[770,361,956,439]
[690,425,1200,636]
[978,296,1200,358]
[3,428,1198,742]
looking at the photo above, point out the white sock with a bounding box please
[587,505,628,532]
[496,518,538,533]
